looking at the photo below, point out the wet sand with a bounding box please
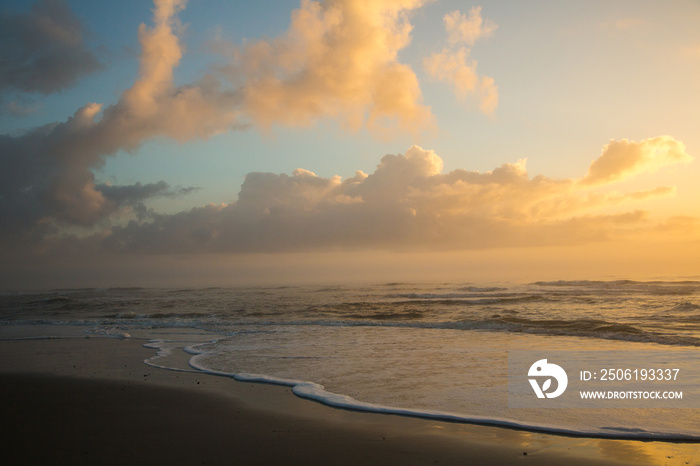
[0,337,697,465]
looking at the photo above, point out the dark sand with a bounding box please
[0,337,697,465]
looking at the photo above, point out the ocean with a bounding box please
[1,280,698,440]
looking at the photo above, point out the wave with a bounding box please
[102,311,211,320]
[533,279,700,287]
[465,316,699,346]
[532,280,636,287]
[495,316,643,334]
[461,317,698,346]
[209,317,699,347]
[24,295,96,315]
[456,286,509,292]
[31,296,74,305]
[50,288,98,293]
[532,280,700,296]
[166,288,200,294]
[389,292,521,299]
[3,311,696,347]
[650,302,700,322]
[180,348,699,441]
[343,311,425,321]
[669,302,700,313]
[381,294,544,306]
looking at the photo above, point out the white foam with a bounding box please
[142,339,200,373]
[291,382,699,440]
[183,349,700,441]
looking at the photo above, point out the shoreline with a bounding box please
[1,337,698,465]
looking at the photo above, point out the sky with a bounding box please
[1,0,699,289]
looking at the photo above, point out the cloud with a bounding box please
[443,7,497,46]
[79,140,690,255]
[0,0,102,95]
[2,100,41,117]
[0,0,240,233]
[2,2,693,259]
[220,0,434,137]
[581,136,693,185]
[2,0,447,242]
[423,7,498,114]
[1,0,507,247]
[97,181,198,207]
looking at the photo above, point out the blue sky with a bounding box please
[1,0,699,288]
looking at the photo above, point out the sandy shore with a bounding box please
[0,336,697,465]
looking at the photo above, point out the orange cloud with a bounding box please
[1,2,694,258]
[90,139,693,254]
[581,136,693,185]
[444,7,497,46]
[2,1,503,237]
[226,0,434,137]
[424,7,498,114]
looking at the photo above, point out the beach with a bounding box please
[1,336,697,465]
[3,0,699,463]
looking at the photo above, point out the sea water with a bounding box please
[1,281,698,439]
